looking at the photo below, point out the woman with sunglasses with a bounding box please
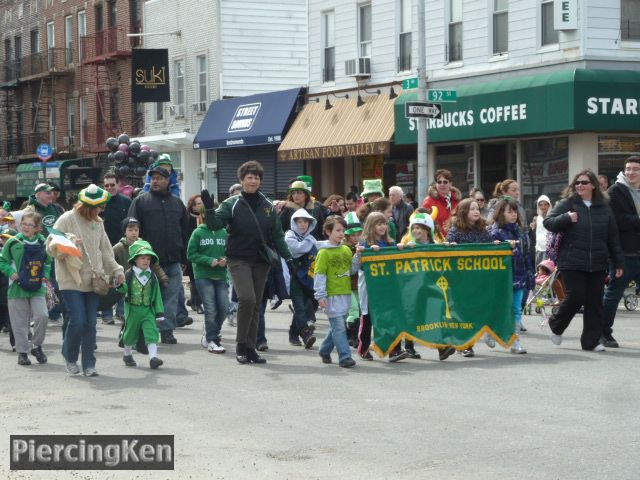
[469,187,490,218]
[543,169,624,352]
[421,169,460,236]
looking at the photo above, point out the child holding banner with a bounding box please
[489,198,534,354]
[358,212,408,363]
[343,212,363,348]
[314,216,360,368]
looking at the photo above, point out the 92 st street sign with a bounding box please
[404,102,442,119]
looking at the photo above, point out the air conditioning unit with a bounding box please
[168,105,176,116]
[345,57,371,78]
[63,136,75,147]
[191,101,207,113]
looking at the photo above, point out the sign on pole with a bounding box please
[427,89,458,102]
[402,77,418,90]
[405,102,442,119]
[36,144,54,162]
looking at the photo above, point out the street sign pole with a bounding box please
[417,0,428,202]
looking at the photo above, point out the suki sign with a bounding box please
[227,103,262,133]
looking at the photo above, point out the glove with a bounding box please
[200,189,215,210]
[285,259,295,277]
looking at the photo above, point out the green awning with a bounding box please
[395,68,640,144]
[16,159,82,197]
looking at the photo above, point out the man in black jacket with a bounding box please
[602,156,640,347]
[128,166,189,344]
[389,185,414,242]
[102,172,132,246]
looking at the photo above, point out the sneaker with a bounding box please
[510,339,527,354]
[246,348,267,364]
[123,355,137,367]
[300,327,316,349]
[101,317,115,325]
[405,346,421,359]
[461,347,475,358]
[65,361,80,375]
[256,342,269,352]
[17,353,31,366]
[339,358,356,368]
[289,335,303,347]
[160,331,178,345]
[593,344,606,352]
[388,348,409,363]
[438,346,456,361]
[484,333,496,349]
[150,357,164,369]
[550,333,562,345]
[360,351,373,361]
[30,346,47,364]
[319,352,332,364]
[84,368,99,377]
[207,340,226,354]
[176,317,193,328]
[600,335,619,348]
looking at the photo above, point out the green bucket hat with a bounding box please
[361,179,384,199]
[78,184,111,207]
[344,211,363,235]
[128,239,159,265]
[289,180,311,195]
[297,175,313,191]
[156,154,173,167]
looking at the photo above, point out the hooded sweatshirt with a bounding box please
[535,194,551,252]
[616,171,640,216]
[187,224,228,280]
[285,209,318,259]
[24,195,61,236]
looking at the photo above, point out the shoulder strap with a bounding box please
[240,196,269,248]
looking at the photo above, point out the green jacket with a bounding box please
[25,196,62,236]
[0,233,51,299]
[205,191,291,263]
[187,224,228,280]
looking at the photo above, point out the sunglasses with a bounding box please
[574,180,592,186]
[104,183,117,188]
[437,180,450,185]
[475,198,485,202]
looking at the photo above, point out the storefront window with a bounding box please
[598,135,640,188]
[521,137,568,212]
[434,144,474,198]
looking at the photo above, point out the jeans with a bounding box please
[289,278,316,333]
[177,285,189,323]
[513,288,525,329]
[320,314,352,363]
[603,256,640,336]
[160,262,183,332]
[549,269,607,350]
[257,298,268,345]
[196,278,229,343]
[61,290,100,369]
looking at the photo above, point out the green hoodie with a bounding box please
[0,232,51,299]
[187,224,228,280]
[25,195,62,236]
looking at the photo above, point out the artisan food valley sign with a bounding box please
[278,141,389,161]
[395,69,640,144]
[132,49,170,103]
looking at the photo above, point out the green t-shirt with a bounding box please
[314,245,353,296]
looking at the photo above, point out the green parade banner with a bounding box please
[361,243,516,356]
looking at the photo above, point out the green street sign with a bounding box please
[402,77,418,90]
[428,89,458,102]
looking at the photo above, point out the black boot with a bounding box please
[18,353,31,365]
[236,343,249,364]
[246,347,267,364]
[30,346,48,364]
[404,340,421,359]
[160,331,177,345]
[300,326,316,350]
[289,325,302,346]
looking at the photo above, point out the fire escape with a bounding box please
[0,48,70,163]
[79,25,133,153]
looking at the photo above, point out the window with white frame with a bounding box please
[46,21,55,68]
[155,102,164,121]
[359,3,372,58]
[80,96,87,147]
[174,59,185,116]
[621,0,640,41]
[493,0,508,54]
[322,11,335,83]
[78,10,87,61]
[398,0,411,71]
[448,0,462,61]
[196,55,207,112]
[541,0,558,46]
[65,15,73,64]
[67,97,76,143]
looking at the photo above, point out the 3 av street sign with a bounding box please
[404,102,442,119]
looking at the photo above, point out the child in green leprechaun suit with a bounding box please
[116,240,164,369]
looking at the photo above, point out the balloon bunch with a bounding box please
[105,133,158,177]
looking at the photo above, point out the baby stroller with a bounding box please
[525,259,565,327]
[623,280,639,311]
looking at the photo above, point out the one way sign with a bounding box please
[404,102,442,119]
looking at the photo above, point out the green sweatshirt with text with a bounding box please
[187,224,228,280]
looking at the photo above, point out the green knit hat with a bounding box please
[128,239,158,265]
[362,179,384,199]
[344,211,363,235]
[156,154,173,167]
[78,184,111,207]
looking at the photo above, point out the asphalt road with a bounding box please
[1,301,639,479]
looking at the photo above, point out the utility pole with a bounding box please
[416,0,429,202]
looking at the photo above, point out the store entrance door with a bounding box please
[480,142,516,196]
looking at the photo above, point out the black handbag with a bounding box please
[242,198,280,267]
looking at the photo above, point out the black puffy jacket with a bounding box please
[607,182,640,255]
[127,189,189,265]
[543,194,623,272]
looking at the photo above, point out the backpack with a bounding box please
[13,240,47,292]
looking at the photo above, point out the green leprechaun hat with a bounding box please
[361,179,384,199]
[78,184,111,207]
[128,239,159,265]
[344,211,363,235]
